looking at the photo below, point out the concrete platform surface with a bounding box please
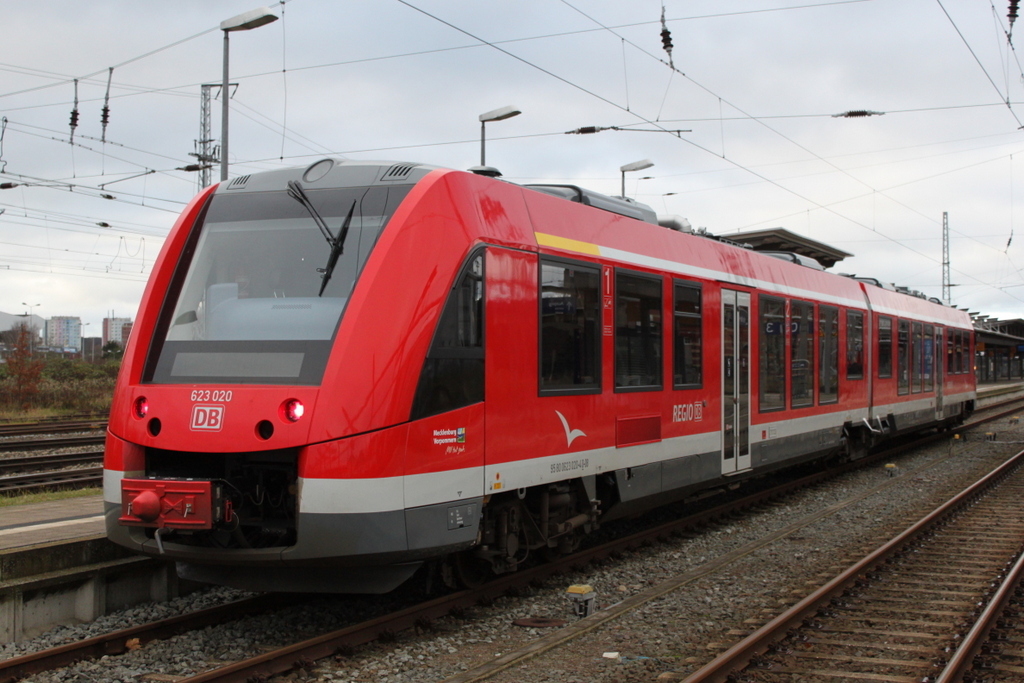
[0,495,104,551]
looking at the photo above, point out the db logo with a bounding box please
[191,404,225,431]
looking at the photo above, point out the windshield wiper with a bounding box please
[286,180,356,296]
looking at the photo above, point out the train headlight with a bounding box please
[283,398,304,422]
[133,396,149,419]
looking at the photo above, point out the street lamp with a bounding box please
[220,6,279,182]
[620,159,654,197]
[478,105,521,168]
[20,302,41,355]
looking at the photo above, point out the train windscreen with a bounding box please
[145,183,410,384]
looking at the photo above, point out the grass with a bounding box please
[0,486,103,508]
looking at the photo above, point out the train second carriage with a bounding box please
[104,159,976,593]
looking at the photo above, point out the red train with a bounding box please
[104,159,976,592]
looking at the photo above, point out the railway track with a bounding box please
[0,465,103,495]
[4,399,1022,682]
[682,448,1024,683]
[0,433,105,453]
[0,449,103,476]
[0,417,106,438]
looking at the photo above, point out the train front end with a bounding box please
[104,159,462,593]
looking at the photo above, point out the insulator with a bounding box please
[69,109,79,129]
[661,27,673,51]
[1011,0,1020,26]
[101,105,110,127]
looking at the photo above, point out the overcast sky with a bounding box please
[3,0,1024,335]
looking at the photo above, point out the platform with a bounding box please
[0,494,104,551]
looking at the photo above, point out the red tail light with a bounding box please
[283,399,304,422]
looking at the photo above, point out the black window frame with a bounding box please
[818,304,839,405]
[924,324,934,392]
[911,321,923,394]
[759,295,787,413]
[672,280,703,390]
[790,299,815,408]
[538,255,603,396]
[877,315,893,379]
[846,309,865,380]
[410,247,486,420]
[897,319,910,395]
[614,268,664,392]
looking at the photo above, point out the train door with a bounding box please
[722,290,751,474]
[934,326,944,421]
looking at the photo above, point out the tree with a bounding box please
[6,324,44,408]
[102,340,124,360]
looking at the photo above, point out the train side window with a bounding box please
[539,258,601,394]
[411,250,485,420]
[791,300,815,408]
[673,281,702,389]
[911,322,923,393]
[818,305,839,404]
[897,320,910,395]
[878,316,893,379]
[924,324,934,391]
[759,295,786,412]
[615,271,663,391]
[846,310,864,380]
[950,329,958,374]
[947,329,955,375]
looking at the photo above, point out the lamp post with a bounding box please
[478,105,521,168]
[620,159,654,197]
[220,7,279,182]
[21,302,40,355]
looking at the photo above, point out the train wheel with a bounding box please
[449,551,493,589]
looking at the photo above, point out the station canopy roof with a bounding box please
[727,228,853,269]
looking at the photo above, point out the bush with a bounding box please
[0,351,118,415]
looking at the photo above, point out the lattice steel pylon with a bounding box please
[942,211,951,303]
[189,84,221,189]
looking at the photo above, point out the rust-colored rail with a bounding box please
[682,448,1024,682]
[0,594,292,683]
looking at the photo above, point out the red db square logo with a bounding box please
[191,405,225,431]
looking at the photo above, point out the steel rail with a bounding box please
[0,466,103,494]
[0,434,105,453]
[0,450,103,475]
[0,594,294,683]
[934,536,1024,682]
[681,447,1024,683]
[0,420,107,438]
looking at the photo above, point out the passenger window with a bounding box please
[950,329,958,374]
[673,281,702,388]
[791,300,815,408]
[539,258,601,394]
[897,320,910,395]
[911,321,922,393]
[846,310,864,380]
[759,296,786,412]
[947,329,954,375]
[924,324,934,391]
[410,251,485,420]
[818,305,838,404]
[615,271,663,390]
[878,316,893,379]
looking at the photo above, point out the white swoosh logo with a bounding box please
[555,410,586,447]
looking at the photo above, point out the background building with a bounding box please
[45,316,82,352]
[103,317,133,346]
